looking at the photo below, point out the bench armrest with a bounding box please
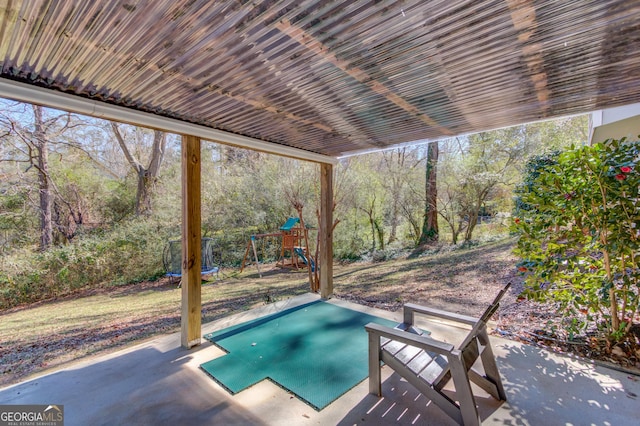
[365,322,455,355]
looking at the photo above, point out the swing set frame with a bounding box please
[239,219,316,280]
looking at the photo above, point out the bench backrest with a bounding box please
[459,283,511,350]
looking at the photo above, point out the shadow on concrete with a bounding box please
[488,342,638,425]
[3,295,639,426]
[336,369,502,425]
[0,343,266,426]
[337,338,640,425]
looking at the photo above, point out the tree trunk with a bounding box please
[136,169,152,216]
[464,212,478,242]
[603,246,619,333]
[111,124,166,216]
[464,191,487,242]
[374,219,385,250]
[388,198,399,244]
[368,213,376,252]
[34,105,53,251]
[294,204,317,292]
[449,219,460,245]
[400,203,421,244]
[418,141,439,245]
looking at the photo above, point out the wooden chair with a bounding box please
[365,283,510,426]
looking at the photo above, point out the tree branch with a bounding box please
[147,130,166,177]
[110,122,144,173]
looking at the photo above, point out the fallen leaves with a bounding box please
[3,239,639,389]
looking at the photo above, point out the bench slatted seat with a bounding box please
[365,283,510,426]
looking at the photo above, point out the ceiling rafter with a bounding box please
[19,1,337,136]
[274,17,454,136]
[1,1,639,157]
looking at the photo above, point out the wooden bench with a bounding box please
[365,283,510,425]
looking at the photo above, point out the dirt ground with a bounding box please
[332,239,640,374]
[1,238,638,388]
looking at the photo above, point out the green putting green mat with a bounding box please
[201,301,399,410]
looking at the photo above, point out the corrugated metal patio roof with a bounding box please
[0,0,639,160]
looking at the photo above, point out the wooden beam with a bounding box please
[275,19,453,136]
[181,134,202,349]
[319,162,334,299]
[0,79,337,165]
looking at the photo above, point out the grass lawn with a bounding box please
[1,238,519,387]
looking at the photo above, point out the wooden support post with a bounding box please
[181,134,202,349]
[319,162,334,299]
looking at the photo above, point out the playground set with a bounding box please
[163,217,318,290]
[240,217,316,278]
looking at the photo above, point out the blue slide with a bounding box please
[293,247,316,272]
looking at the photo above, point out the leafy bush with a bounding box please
[0,191,37,252]
[0,218,169,309]
[368,246,405,263]
[99,179,137,224]
[513,138,639,341]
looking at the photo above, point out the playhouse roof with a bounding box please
[1,1,639,161]
[280,218,300,231]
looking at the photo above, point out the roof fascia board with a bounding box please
[0,78,338,165]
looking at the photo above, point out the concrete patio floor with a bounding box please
[1,293,638,425]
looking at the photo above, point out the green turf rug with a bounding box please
[201,300,399,410]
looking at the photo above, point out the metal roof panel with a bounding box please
[0,0,639,158]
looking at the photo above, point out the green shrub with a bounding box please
[0,218,170,309]
[514,138,639,341]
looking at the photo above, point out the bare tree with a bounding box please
[380,148,424,244]
[283,171,318,292]
[110,123,167,216]
[0,103,80,250]
[359,193,383,253]
[32,106,53,250]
